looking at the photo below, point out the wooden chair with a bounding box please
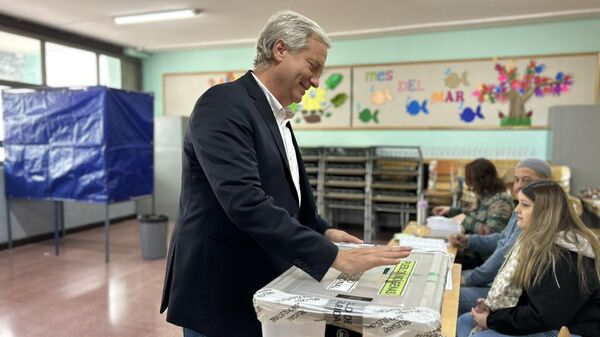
[552,165,572,193]
[425,160,461,207]
[558,326,571,337]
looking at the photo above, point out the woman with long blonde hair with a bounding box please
[457,180,600,337]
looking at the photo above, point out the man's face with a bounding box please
[274,37,327,106]
[513,167,543,195]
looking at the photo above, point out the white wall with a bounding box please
[0,166,136,245]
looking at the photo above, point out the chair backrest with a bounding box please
[558,326,571,337]
[552,165,572,193]
[427,160,459,191]
[426,160,462,207]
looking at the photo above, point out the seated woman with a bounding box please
[433,158,513,235]
[456,180,600,337]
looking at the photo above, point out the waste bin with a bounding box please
[138,214,168,260]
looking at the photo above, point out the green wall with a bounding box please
[143,18,600,159]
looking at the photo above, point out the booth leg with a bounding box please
[104,204,110,263]
[53,201,61,255]
[6,198,12,249]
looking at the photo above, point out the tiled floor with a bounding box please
[0,220,394,337]
[0,219,180,337]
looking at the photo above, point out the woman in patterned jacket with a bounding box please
[433,158,513,235]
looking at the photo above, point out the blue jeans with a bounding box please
[183,328,208,337]
[456,313,580,337]
[458,286,490,315]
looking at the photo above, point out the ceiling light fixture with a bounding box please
[114,9,200,25]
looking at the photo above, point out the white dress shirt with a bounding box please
[252,73,301,206]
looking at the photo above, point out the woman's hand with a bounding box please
[473,298,489,313]
[471,308,489,330]
[471,298,490,329]
[432,206,450,216]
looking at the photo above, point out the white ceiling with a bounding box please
[1,0,600,52]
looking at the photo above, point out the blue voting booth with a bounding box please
[2,86,154,261]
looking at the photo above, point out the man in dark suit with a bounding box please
[160,11,412,337]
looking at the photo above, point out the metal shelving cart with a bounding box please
[299,146,424,243]
[322,147,369,236]
[370,146,424,239]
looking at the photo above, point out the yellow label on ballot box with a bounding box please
[378,260,416,296]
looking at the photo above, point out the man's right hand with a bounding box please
[331,246,413,275]
[449,233,469,249]
[432,206,450,216]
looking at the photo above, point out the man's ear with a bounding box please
[272,39,286,62]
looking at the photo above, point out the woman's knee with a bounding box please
[456,313,477,337]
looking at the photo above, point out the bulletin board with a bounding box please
[163,67,353,128]
[292,67,352,129]
[163,71,245,116]
[162,53,598,129]
[352,54,598,128]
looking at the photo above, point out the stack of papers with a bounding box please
[392,233,448,253]
[426,216,461,239]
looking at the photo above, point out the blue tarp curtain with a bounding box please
[2,86,153,202]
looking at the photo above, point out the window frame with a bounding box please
[0,16,140,163]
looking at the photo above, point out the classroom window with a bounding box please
[45,42,97,87]
[99,54,122,89]
[0,31,43,85]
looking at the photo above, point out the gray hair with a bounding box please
[516,158,552,179]
[254,10,330,67]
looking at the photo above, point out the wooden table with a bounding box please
[389,221,461,337]
[441,264,461,337]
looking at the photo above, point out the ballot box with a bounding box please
[254,246,450,337]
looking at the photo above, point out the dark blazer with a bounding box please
[160,71,339,337]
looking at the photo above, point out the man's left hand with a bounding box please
[325,228,363,244]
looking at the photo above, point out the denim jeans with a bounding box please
[183,328,208,337]
[456,313,581,337]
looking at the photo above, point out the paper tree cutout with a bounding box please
[473,60,573,126]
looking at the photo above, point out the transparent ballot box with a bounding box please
[254,246,450,337]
